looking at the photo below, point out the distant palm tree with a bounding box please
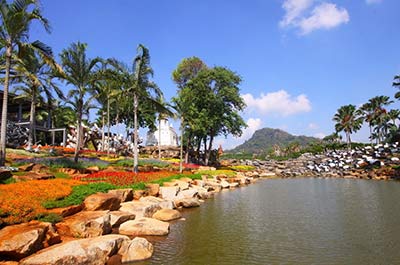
[13,49,63,146]
[59,42,101,163]
[0,0,52,165]
[370,96,393,143]
[333,105,363,150]
[388,109,400,127]
[393,75,400,99]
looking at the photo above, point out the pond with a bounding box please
[136,178,400,264]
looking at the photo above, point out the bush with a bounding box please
[196,169,236,177]
[150,173,202,186]
[35,213,63,224]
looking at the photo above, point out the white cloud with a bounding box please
[299,3,349,35]
[280,0,350,35]
[235,118,262,141]
[366,0,382,4]
[280,0,314,27]
[314,132,326,139]
[242,90,311,116]
[308,123,319,129]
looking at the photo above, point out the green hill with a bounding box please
[229,128,319,154]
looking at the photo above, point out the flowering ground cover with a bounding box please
[0,179,82,226]
[73,170,180,186]
[12,157,110,170]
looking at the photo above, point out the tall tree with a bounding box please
[0,0,51,165]
[13,49,63,146]
[59,42,101,162]
[393,75,400,99]
[110,45,170,172]
[333,104,363,150]
[173,65,247,165]
[370,96,393,143]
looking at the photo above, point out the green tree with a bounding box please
[333,104,363,150]
[370,96,393,143]
[393,75,400,99]
[59,42,101,162]
[13,49,63,146]
[173,65,247,165]
[0,0,51,165]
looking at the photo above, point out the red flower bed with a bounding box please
[73,170,179,186]
[172,163,201,169]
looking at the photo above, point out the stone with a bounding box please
[119,218,169,236]
[176,188,198,199]
[0,169,12,182]
[13,173,55,182]
[119,201,161,218]
[174,198,201,208]
[220,180,230,189]
[85,166,99,173]
[109,211,136,228]
[31,164,48,173]
[145,183,160,197]
[0,221,58,260]
[0,262,19,265]
[83,193,121,211]
[119,237,153,263]
[48,204,83,218]
[173,180,189,190]
[159,186,180,200]
[133,190,148,200]
[229,182,239,188]
[108,189,133,202]
[18,163,35,172]
[19,234,129,265]
[55,211,111,238]
[152,208,182,221]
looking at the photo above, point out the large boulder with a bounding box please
[83,193,121,211]
[159,186,179,200]
[152,209,181,221]
[139,196,174,209]
[109,211,135,228]
[176,188,198,199]
[55,211,111,238]
[145,184,160,197]
[174,198,201,208]
[0,221,59,260]
[173,180,189,190]
[119,201,161,218]
[19,234,129,265]
[220,180,230,189]
[118,237,153,263]
[48,204,82,218]
[119,218,169,236]
[107,189,133,202]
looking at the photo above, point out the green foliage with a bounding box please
[43,182,117,209]
[113,158,169,168]
[35,213,63,224]
[0,177,16,184]
[53,172,70,179]
[220,153,255,160]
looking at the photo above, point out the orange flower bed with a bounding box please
[0,179,82,225]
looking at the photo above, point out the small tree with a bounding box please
[332,104,363,150]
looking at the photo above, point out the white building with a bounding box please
[146,118,178,146]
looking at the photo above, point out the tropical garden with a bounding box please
[0,0,249,226]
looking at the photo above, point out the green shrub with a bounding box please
[35,213,63,224]
[196,169,236,177]
[151,173,202,186]
[229,165,256,171]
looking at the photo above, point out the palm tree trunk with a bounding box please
[107,97,111,156]
[133,93,139,173]
[28,88,37,146]
[101,111,105,152]
[179,116,184,174]
[0,45,12,166]
[158,116,161,159]
[74,99,83,163]
[203,136,208,165]
[346,131,351,151]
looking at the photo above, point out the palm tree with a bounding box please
[333,104,363,150]
[110,44,171,172]
[59,42,101,162]
[388,109,400,127]
[393,75,400,99]
[13,49,63,146]
[370,96,393,143]
[0,0,52,165]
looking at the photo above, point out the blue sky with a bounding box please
[30,0,400,149]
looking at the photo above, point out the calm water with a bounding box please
[136,178,400,265]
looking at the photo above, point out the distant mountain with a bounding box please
[229,128,319,154]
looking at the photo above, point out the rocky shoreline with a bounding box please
[1,143,399,264]
[232,143,400,181]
